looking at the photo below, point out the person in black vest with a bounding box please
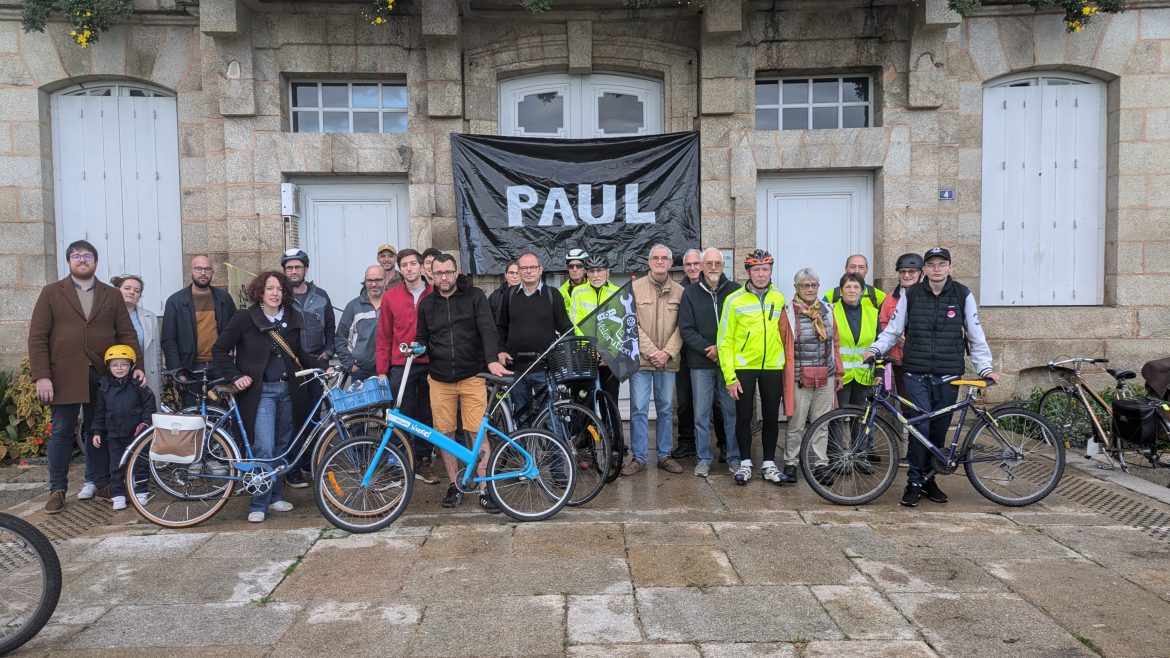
[866,247,999,508]
[496,252,573,419]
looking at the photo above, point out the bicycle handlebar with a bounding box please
[399,342,427,356]
[1047,357,1108,369]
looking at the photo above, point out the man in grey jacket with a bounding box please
[337,265,385,381]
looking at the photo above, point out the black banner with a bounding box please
[452,132,700,275]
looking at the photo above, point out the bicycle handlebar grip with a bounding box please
[294,368,318,378]
[1093,358,1110,364]
[398,342,427,356]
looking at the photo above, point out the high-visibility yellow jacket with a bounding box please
[569,282,621,330]
[717,283,787,386]
[833,300,879,386]
[560,279,587,316]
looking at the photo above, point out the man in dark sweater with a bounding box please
[496,252,573,419]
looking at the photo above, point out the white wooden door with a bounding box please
[297,180,409,307]
[52,94,183,316]
[980,79,1105,305]
[757,174,874,294]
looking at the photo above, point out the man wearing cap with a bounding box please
[867,246,999,508]
[559,248,590,315]
[376,243,402,290]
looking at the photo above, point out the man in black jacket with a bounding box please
[416,254,511,512]
[160,255,236,401]
[496,252,572,418]
[678,247,740,478]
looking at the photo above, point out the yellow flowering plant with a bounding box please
[363,0,397,26]
[948,0,1125,33]
[21,0,133,48]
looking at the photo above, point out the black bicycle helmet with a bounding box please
[281,248,309,267]
[895,253,923,271]
[584,254,608,269]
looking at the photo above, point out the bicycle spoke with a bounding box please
[965,407,1065,506]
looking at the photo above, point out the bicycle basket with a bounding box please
[1112,398,1162,449]
[547,338,599,384]
[329,376,394,413]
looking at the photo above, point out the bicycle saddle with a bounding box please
[478,372,515,387]
[212,384,238,397]
[1107,368,1137,381]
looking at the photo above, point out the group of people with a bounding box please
[27,235,997,522]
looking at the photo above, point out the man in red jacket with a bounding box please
[376,248,438,484]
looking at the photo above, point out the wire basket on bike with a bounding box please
[547,338,599,385]
[329,376,394,413]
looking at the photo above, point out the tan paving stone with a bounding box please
[412,594,564,657]
[569,644,701,657]
[1000,511,1114,526]
[818,523,901,558]
[401,556,631,597]
[698,643,797,657]
[624,521,720,546]
[637,586,844,643]
[1037,525,1170,601]
[868,519,1079,560]
[65,557,290,605]
[76,532,213,561]
[279,535,423,601]
[276,601,420,657]
[567,594,642,645]
[979,558,1170,657]
[627,545,740,587]
[190,527,321,559]
[889,592,1095,658]
[513,522,625,558]
[855,557,1009,593]
[804,640,938,657]
[810,585,920,640]
[65,602,302,649]
[47,648,255,658]
[419,523,513,559]
[716,523,867,585]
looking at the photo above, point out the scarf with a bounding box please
[794,300,828,341]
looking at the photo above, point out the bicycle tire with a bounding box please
[799,407,900,506]
[309,414,411,474]
[126,429,239,528]
[179,405,239,467]
[0,513,61,655]
[314,436,413,534]
[534,401,611,507]
[1036,387,1108,450]
[487,428,576,522]
[489,396,516,435]
[964,406,1065,507]
[596,390,625,483]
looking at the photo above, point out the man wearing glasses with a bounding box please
[336,264,387,382]
[29,240,143,514]
[496,252,572,417]
[161,255,237,402]
[559,247,590,315]
[671,248,704,460]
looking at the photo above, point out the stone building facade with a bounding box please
[0,0,1168,393]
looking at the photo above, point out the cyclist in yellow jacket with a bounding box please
[718,249,792,486]
[568,254,622,401]
[833,272,880,408]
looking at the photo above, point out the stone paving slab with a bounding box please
[627,544,739,587]
[854,557,1010,593]
[568,644,702,657]
[512,522,626,558]
[567,594,641,645]
[278,534,423,602]
[411,594,565,657]
[64,602,302,649]
[400,556,631,597]
[716,523,868,585]
[810,585,920,640]
[804,640,938,657]
[867,519,1080,560]
[275,601,419,657]
[637,586,844,642]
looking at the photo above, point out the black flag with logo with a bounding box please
[573,280,640,383]
[452,132,700,275]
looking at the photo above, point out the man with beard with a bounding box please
[29,240,143,513]
[337,264,387,382]
[161,255,237,404]
[376,243,402,290]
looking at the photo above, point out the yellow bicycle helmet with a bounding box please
[104,344,137,364]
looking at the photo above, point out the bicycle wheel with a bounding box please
[964,407,1065,506]
[597,390,625,483]
[0,513,61,655]
[487,428,575,522]
[535,401,611,507]
[1037,387,1107,450]
[799,407,900,506]
[489,396,515,434]
[310,414,410,475]
[314,436,413,533]
[179,405,238,467]
[126,429,238,528]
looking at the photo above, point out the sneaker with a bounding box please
[762,464,782,485]
[134,492,150,507]
[478,491,501,514]
[694,461,711,478]
[44,490,65,514]
[247,511,266,523]
[206,460,229,476]
[77,482,97,500]
[670,443,696,459]
[415,460,440,484]
[727,459,740,474]
[734,464,753,485]
[285,469,309,489]
[440,483,463,508]
[900,483,922,507]
[111,495,127,511]
[779,464,798,484]
[657,457,684,474]
[922,478,949,503]
[812,465,835,487]
[620,460,645,476]
[93,485,113,502]
[269,500,294,512]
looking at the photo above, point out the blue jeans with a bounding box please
[508,369,548,426]
[691,368,739,464]
[250,382,293,513]
[901,373,959,486]
[48,366,103,492]
[630,370,675,464]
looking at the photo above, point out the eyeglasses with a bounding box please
[69,253,95,262]
[649,256,671,262]
[567,263,584,270]
[923,262,950,270]
[283,265,305,271]
[518,265,540,272]
[797,282,819,289]
[432,270,457,278]
[364,278,384,284]
[192,266,213,273]
[683,262,701,268]
[897,268,920,276]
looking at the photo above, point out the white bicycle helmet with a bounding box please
[566,248,589,263]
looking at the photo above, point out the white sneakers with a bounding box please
[111,495,127,511]
[135,492,150,506]
[268,500,294,513]
[78,482,97,500]
[734,463,753,485]
[247,512,266,523]
[762,463,782,484]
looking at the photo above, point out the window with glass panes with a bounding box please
[754,76,872,131]
[289,82,407,134]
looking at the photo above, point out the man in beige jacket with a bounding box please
[621,244,685,476]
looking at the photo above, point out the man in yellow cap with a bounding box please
[376,243,402,290]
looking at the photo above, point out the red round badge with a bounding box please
[947,310,956,318]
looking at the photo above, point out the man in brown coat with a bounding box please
[28,240,143,514]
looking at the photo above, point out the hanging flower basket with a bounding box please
[364,0,398,26]
[21,0,134,48]
[948,0,1125,33]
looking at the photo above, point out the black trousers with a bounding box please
[734,369,783,464]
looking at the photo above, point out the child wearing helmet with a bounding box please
[91,345,156,511]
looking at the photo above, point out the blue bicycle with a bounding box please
[313,343,577,533]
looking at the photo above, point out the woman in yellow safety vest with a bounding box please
[833,272,879,407]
